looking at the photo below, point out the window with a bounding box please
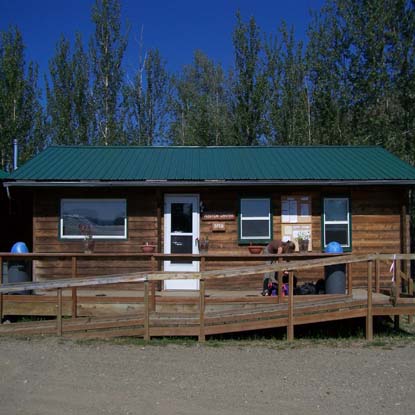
[323,197,351,249]
[240,198,271,242]
[60,199,127,239]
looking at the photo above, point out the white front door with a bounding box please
[164,194,200,290]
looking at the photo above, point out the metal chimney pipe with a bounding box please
[13,139,18,170]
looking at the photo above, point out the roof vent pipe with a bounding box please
[13,139,18,170]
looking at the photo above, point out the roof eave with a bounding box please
[3,179,415,187]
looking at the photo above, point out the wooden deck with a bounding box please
[1,289,414,340]
[0,253,414,341]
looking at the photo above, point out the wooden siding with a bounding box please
[32,186,408,291]
[33,188,157,290]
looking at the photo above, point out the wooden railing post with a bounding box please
[287,271,294,342]
[375,259,380,293]
[396,259,401,297]
[408,274,414,324]
[347,262,353,297]
[0,256,3,323]
[394,259,401,330]
[199,279,206,342]
[144,278,150,341]
[57,288,63,336]
[277,258,283,303]
[71,256,77,318]
[366,260,373,341]
[150,255,156,312]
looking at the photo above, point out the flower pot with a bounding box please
[248,246,263,254]
[298,239,309,252]
[197,238,209,254]
[83,239,95,254]
[141,245,156,253]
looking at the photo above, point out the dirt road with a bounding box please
[0,337,414,415]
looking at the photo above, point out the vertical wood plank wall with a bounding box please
[32,186,407,291]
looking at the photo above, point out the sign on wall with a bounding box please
[281,196,312,251]
[201,212,235,221]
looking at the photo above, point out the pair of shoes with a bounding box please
[261,290,268,296]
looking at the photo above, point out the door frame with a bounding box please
[163,194,200,289]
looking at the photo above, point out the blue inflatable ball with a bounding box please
[11,242,29,254]
[325,241,343,253]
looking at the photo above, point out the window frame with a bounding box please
[60,198,128,240]
[238,197,272,244]
[322,196,352,251]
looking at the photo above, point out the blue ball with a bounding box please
[11,242,29,253]
[325,241,343,253]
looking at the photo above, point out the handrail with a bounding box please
[0,252,343,259]
[1,253,414,294]
[1,252,414,341]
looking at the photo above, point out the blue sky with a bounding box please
[1,0,324,82]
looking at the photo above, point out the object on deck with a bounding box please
[7,242,32,294]
[248,245,263,254]
[324,241,346,294]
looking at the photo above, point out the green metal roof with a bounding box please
[0,169,9,179]
[6,145,415,184]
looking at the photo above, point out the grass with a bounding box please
[70,316,415,350]
[4,314,415,350]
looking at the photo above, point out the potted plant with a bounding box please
[79,224,95,254]
[141,242,156,253]
[197,237,209,254]
[296,232,310,252]
[248,243,263,254]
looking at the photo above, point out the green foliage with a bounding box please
[90,0,128,145]
[306,0,415,161]
[123,47,170,145]
[169,50,232,145]
[231,12,268,145]
[0,26,44,170]
[1,0,415,167]
[46,34,91,145]
[266,23,310,145]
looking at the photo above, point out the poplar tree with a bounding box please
[123,48,170,145]
[231,13,267,145]
[46,34,91,145]
[306,1,351,146]
[266,24,310,145]
[90,0,128,145]
[0,26,44,170]
[170,50,232,145]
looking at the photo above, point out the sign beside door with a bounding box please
[164,194,200,290]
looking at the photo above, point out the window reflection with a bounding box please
[171,203,192,233]
[61,199,126,238]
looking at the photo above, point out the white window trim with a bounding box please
[323,197,350,248]
[240,198,271,240]
[60,198,127,240]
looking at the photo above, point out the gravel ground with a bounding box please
[0,337,414,415]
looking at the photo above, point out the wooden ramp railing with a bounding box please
[0,253,414,341]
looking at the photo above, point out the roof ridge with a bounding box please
[47,145,383,149]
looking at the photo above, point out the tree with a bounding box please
[72,34,92,144]
[46,34,91,145]
[169,50,232,145]
[231,12,268,145]
[0,26,44,170]
[306,0,352,146]
[90,0,128,145]
[306,0,415,155]
[123,47,170,145]
[266,23,310,145]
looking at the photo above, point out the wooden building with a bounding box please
[3,145,415,292]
